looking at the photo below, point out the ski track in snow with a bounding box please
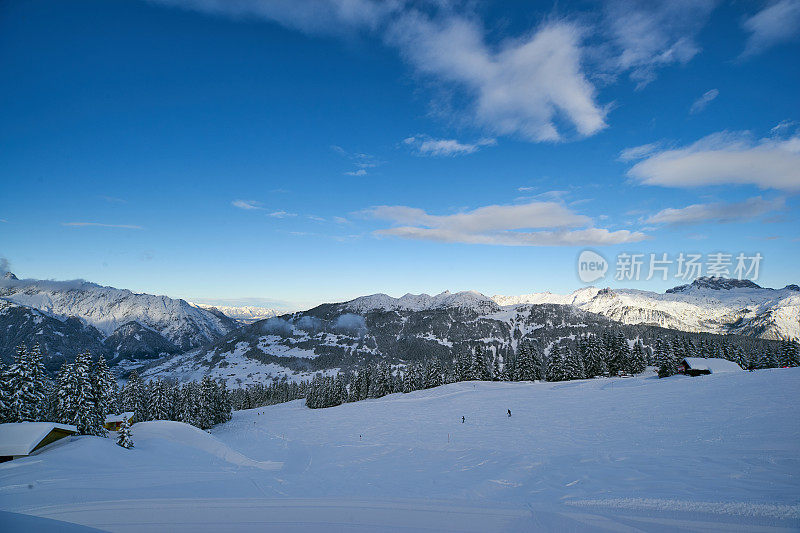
[0,369,798,532]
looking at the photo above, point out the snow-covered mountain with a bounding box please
[0,274,240,365]
[492,277,800,341]
[190,303,278,324]
[143,278,788,387]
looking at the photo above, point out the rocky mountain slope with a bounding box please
[0,274,239,367]
[142,282,785,387]
[492,277,799,341]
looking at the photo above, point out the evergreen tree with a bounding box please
[581,335,608,378]
[9,344,46,422]
[628,340,648,374]
[514,342,538,381]
[123,371,147,423]
[470,346,491,381]
[92,356,118,417]
[116,416,134,449]
[563,345,585,380]
[424,359,443,389]
[0,361,10,423]
[546,346,567,382]
[657,343,679,378]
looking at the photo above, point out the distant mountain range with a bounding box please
[189,303,278,324]
[0,273,238,370]
[142,277,796,387]
[1,272,796,382]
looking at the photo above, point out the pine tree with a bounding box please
[9,344,45,422]
[657,342,679,378]
[628,340,648,374]
[563,345,585,380]
[92,356,118,417]
[0,361,11,423]
[117,416,134,449]
[581,335,608,378]
[424,359,443,389]
[514,342,537,381]
[470,346,491,381]
[123,371,147,423]
[546,346,567,382]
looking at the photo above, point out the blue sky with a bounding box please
[1,0,799,311]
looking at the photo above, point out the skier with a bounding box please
[461,416,465,424]
[507,409,511,417]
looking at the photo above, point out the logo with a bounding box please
[577,250,608,283]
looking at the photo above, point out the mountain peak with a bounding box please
[2,272,18,280]
[666,276,763,294]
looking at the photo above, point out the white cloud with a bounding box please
[151,1,607,142]
[646,196,786,225]
[307,215,326,221]
[62,222,143,229]
[689,88,719,114]
[624,131,800,191]
[618,142,661,161]
[388,16,606,141]
[741,0,800,59]
[364,201,647,246]
[403,135,496,156]
[268,211,297,218]
[345,169,367,176]
[232,199,262,210]
[601,0,718,88]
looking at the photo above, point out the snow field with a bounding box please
[0,368,798,531]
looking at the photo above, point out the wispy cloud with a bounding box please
[332,145,381,175]
[600,0,719,88]
[232,199,263,210]
[740,0,800,59]
[403,135,496,156]
[689,88,719,114]
[623,130,800,191]
[62,222,143,229]
[646,196,786,225]
[364,201,647,246]
[268,211,297,218]
[618,142,661,162]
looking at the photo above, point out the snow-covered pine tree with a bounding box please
[117,416,134,449]
[149,379,171,420]
[628,340,648,374]
[657,343,679,378]
[779,341,799,367]
[581,335,607,378]
[492,353,501,381]
[424,359,443,389]
[123,371,147,423]
[199,376,217,429]
[8,344,39,422]
[609,332,630,375]
[0,361,11,423]
[546,345,567,382]
[92,356,118,417]
[470,346,491,381]
[513,342,536,381]
[563,345,585,380]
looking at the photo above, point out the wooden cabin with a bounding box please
[679,357,743,376]
[0,422,78,462]
[104,412,134,431]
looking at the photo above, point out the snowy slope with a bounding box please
[493,277,800,340]
[0,276,239,356]
[0,369,798,531]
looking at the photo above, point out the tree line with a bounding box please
[0,344,232,434]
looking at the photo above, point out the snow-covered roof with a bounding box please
[682,357,743,373]
[105,412,134,424]
[0,422,77,457]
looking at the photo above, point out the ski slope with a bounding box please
[0,369,798,532]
